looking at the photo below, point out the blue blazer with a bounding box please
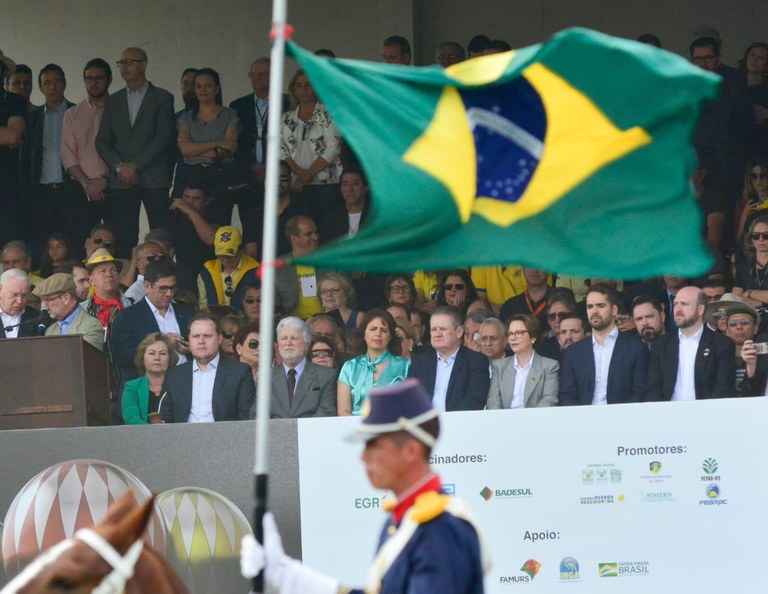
[407,346,489,411]
[559,331,648,405]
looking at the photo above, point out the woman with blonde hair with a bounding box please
[121,332,179,424]
[318,272,364,330]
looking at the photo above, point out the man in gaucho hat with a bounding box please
[241,378,490,593]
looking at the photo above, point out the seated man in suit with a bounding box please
[560,283,648,406]
[160,313,255,422]
[32,273,104,351]
[407,305,489,411]
[268,316,337,418]
[111,259,194,381]
[646,286,736,401]
[0,269,40,338]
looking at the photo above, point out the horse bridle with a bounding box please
[74,529,144,594]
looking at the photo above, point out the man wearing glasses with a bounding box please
[198,226,259,311]
[32,272,104,351]
[111,259,194,383]
[723,303,760,393]
[61,58,112,252]
[123,240,167,303]
[96,46,175,259]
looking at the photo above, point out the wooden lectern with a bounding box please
[0,335,110,429]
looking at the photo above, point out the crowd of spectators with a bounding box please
[0,27,766,426]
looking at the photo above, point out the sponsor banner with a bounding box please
[298,398,768,592]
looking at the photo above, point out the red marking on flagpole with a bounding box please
[256,260,287,281]
[270,23,294,41]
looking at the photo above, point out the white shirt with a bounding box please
[591,326,619,405]
[188,354,219,423]
[0,309,21,338]
[510,352,535,409]
[126,82,148,126]
[433,348,459,412]
[671,324,704,401]
[348,211,362,236]
[145,297,187,364]
[124,275,146,303]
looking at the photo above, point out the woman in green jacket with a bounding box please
[121,332,179,424]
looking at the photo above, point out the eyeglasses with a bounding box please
[443,283,465,291]
[247,339,260,349]
[224,275,234,298]
[727,318,754,328]
[506,330,529,339]
[145,253,165,263]
[222,331,235,339]
[547,311,569,321]
[243,297,261,305]
[390,286,411,294]
[310,349,335,358]
[41,293,65,303]
[751,232,768,241]
[320,288,341,297]
[615,314,631,324]
[91,236,113,249]
[84,75,109,83]
[712,310,727,319]
[152,284,177,294]
[279,175,291,182]
[116,59,146,67]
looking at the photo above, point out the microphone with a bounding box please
[36,306,51,335]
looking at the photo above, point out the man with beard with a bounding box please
[558,313,587,351]
[646,286,736,401]
[560,284,648,406]
[632,296,666,349]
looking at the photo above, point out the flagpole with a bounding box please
[252,0,289,590]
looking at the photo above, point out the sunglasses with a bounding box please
[224,275,234,298]
[92,237,113,249]
[443,283,465,291]
[279,175,291,182]
[222,331,235,339]
[751,232,768,241]
[243,297,261,305]
[145,253,165,263]
[727,318,754,328]
[548,311,569,321]
[310,349,335,358]
[247,339,260,349]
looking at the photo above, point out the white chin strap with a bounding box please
[74,529,144,594]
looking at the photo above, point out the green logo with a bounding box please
[479,486,493,501]
[702,458,718,474]
[599,563,618,577]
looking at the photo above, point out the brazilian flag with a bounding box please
[289,28,719,277]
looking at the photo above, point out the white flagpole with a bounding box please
[252,0,289,590]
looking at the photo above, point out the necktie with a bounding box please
[287,368,297,407]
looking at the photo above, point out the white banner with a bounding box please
[298,398,768,593]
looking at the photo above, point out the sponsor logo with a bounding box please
[701,457,721,482]
[649,461,661,474]
[640,460,671,483]
[700,483,728,506]
[599,561,651,577]
[480,486,533,501]
[641,491,675,503]
[353,493,388,509]
[580,494,624,505]
[499,559,541,584]
[559,557,580,581]
[582,463,622,485]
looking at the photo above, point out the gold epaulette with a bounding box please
[410,491,450,524]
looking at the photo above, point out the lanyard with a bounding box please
[525,292,547,317]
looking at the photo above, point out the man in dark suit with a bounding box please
[110,259,195,382]
[96,47,175,258]
[160,313,254,423]
[0,269,42,338]
[407,305,489,411]
[267,316,336,418]
[646,286,736,401]
[560,284,648,406]
[229,57,290,213]
[21,64,76,260]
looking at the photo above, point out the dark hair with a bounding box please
[192,68,223,115]
[587,282,621,307]
[467,35,491,55]
[559,312,589,333]
[182,170,211,196]
[383,35,411,57]
[89,223,118,240]
[189,312,220,333]
[54,260,88,275]
[631,295,663,315]
[548,288,577,313]
[636,33,662,48]
[506,313,541,342]
[180,67,199,81]
[5,63,31,84]
[743,215,768,263]
[39,233,74,278]
[314,49,336,58]
[690,36,720,57]
[739,42,768,73]
[436,41,466,60]
[233,322,260,351]
[435,269,480,313]
[487,39,512,52]
[308,336,341,370]
[340,166,369,187]
[38,63,65,86]
[144,228,174,248]
[699,278,727,290]
[83,58,112,79]
[360,308,401,356]
[385,273,417,306]
[144,259,176,284]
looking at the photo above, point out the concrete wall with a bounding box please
[0,1,761,107]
